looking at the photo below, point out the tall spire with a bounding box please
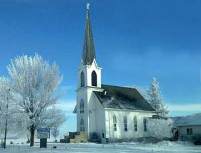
[82,3,96,65]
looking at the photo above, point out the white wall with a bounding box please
[104,109,155,141]
[89,92,105,138]
[178,125,201,140]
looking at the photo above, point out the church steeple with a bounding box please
[78,3,101,89]
[82,3,96,65]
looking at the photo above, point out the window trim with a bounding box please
[91,71,97,86]
[80,71,85,87]
[124,116,128,132]
[186,128,193,135]
[80,118,85,132]
[80,99,84,113]
[113,115,117,131]
[134,116,137,132]
[143,118,147,132]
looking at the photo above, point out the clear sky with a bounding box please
[0,0,201,133]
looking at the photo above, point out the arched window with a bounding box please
[134,116,137,131]
[113,115,117,131]
[124,116,128,131]
[143,118,147,132]
[80,71,85,87]
[80,99,84,113]
[91,71,97,86]
[80,118,85,131]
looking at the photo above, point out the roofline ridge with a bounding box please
[102,84,138,90]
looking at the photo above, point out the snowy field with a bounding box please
[0,141,201,153]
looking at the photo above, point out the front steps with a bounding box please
[70,132,88,143]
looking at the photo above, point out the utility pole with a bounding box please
[3,103,8,149]
[3,88,10,149]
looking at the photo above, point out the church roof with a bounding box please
[94,84,155,111]
[82,5,96,65]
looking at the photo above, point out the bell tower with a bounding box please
[76,3,102,137]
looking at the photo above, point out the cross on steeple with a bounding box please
[86,3,90,10]
[82,3,96,65]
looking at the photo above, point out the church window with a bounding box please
[134,116,137,131]
[80,118,85,131]
[143,118,147,132]
[91,71,97,86]
[113,115,117,131]
[81,71,85,87]
[124,116,128,131]
[80,99,84,113]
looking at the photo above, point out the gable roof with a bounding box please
[94,84,155,111]
[172,113,201,127]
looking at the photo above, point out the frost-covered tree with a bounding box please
[38,107,66,129]
[51,127,59,142]
[49,108,66,142]
[148,77,168,117]
[15,107,66,143]
[147,118,173,139]
[7,54,62,146]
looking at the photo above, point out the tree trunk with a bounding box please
[30,125,35,147]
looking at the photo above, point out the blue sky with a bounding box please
[0,0,201,133]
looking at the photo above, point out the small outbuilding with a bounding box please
[172,113,201,144]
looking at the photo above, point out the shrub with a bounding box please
[90,132,101,143]
[192,134,201,145]
[1,140,4,148]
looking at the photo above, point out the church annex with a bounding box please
[73,5,161,142]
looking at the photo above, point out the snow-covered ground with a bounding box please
[0,141,201,153]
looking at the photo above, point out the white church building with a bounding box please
[73,5,172,142]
